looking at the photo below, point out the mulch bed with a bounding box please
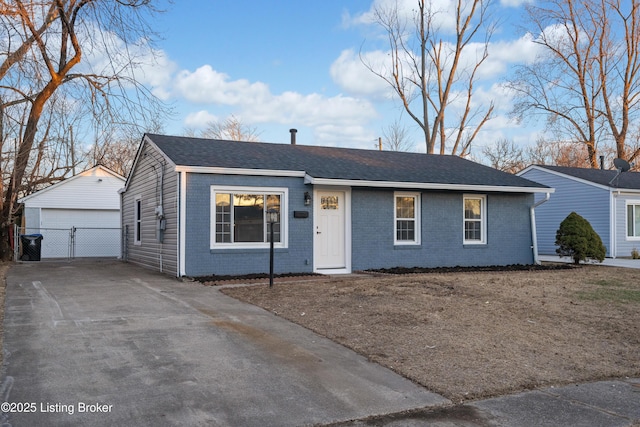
[191,263,576,285]
[192,272,323,286]
[363,263,577,275]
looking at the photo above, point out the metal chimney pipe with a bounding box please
[289,128,297,145]
[600,155,605,170]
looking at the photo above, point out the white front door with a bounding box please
[315,191,346,269]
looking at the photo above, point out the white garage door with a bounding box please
[39,209,120,258]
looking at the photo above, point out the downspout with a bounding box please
[611,190,620,258]
[531,192,551,265]
[153,161,166,273]
[179,171,187,277]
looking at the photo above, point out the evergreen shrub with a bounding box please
[555,212,606,264]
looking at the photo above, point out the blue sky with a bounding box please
[141,0,541,154]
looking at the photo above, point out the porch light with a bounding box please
[304,191,312,206]
[267,209,279,287]
[267,209,279,225]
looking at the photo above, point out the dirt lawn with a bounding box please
[221,265,640,403]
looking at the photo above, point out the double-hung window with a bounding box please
[463,195,486,244]
[394,192,420,245]
[211,186,287,248]
[627,202,640,239]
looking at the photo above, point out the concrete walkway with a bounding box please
[329,378,640,426]
[540,254,640,268]
[2,260,638,426]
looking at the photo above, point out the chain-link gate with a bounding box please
[14,225,121,260]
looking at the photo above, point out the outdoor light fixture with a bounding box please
[267,209,279,287]
[267,209,279,225]
[304,192,311,206]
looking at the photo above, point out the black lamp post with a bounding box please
[267,209,279,287]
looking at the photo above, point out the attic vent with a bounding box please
[290,128,297,145]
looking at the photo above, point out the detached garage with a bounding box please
[19,165,125,259]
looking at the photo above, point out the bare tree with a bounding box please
[200,115,262,142]
[481,137,600,171]
[381,120,413,151]
[598,0,640,164]
[86,136,138,178]
[508,0,640,168]
[0,0,168,259]
[525,138,592,168]
[87,119,163,177]
[481,138,526,173]
[362,0,495,156]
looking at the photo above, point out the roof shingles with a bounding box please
[146,134,548,190]
[536,165,640,190]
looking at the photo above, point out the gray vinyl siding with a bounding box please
[121,142,179,275]
[520,169,611,256]
[615,193,640,257]
[183,173,314,277]
[351,189,535,269]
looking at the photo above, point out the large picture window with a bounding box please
[627,202,640,239]
[211,187,287,248]
[463,195,486,244]
[394,192,420,245]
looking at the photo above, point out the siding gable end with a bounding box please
[520,167,611,256]
[20,166,124,210]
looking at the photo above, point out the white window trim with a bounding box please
[625,200,640,241]
[394,192,421,245]
[134,195,142,245]
[210,186,288,249]
[463,194,486,245]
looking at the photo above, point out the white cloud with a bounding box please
[330,49,391,98]
[70,24,178,98]
[136,51,178,100]
[240,91,379,129]
[159,63,380,147]
[340,31,541,101]
[173,65,271,105]
[499,0,534,7]
[484,33,541,74]
[184,110,218,128]
[347,0,468,34]
[313,124,378,149]
[344,0,544,85]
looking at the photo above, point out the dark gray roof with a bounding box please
[536,165,640,190]
[146,133,548,190]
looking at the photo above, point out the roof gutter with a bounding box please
[168,167,552,194]
[175,165,306,178]
[304,175,553,194]
[530,192,551,265]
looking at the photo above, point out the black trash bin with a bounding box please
[21,234,43,261]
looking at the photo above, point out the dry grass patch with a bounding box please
[221,265,640,403]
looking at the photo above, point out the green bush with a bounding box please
[555,212,606,264]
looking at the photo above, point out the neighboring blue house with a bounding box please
[120,133,551,277]
[518,165,640,258]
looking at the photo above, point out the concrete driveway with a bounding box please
[0,260,446,426]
